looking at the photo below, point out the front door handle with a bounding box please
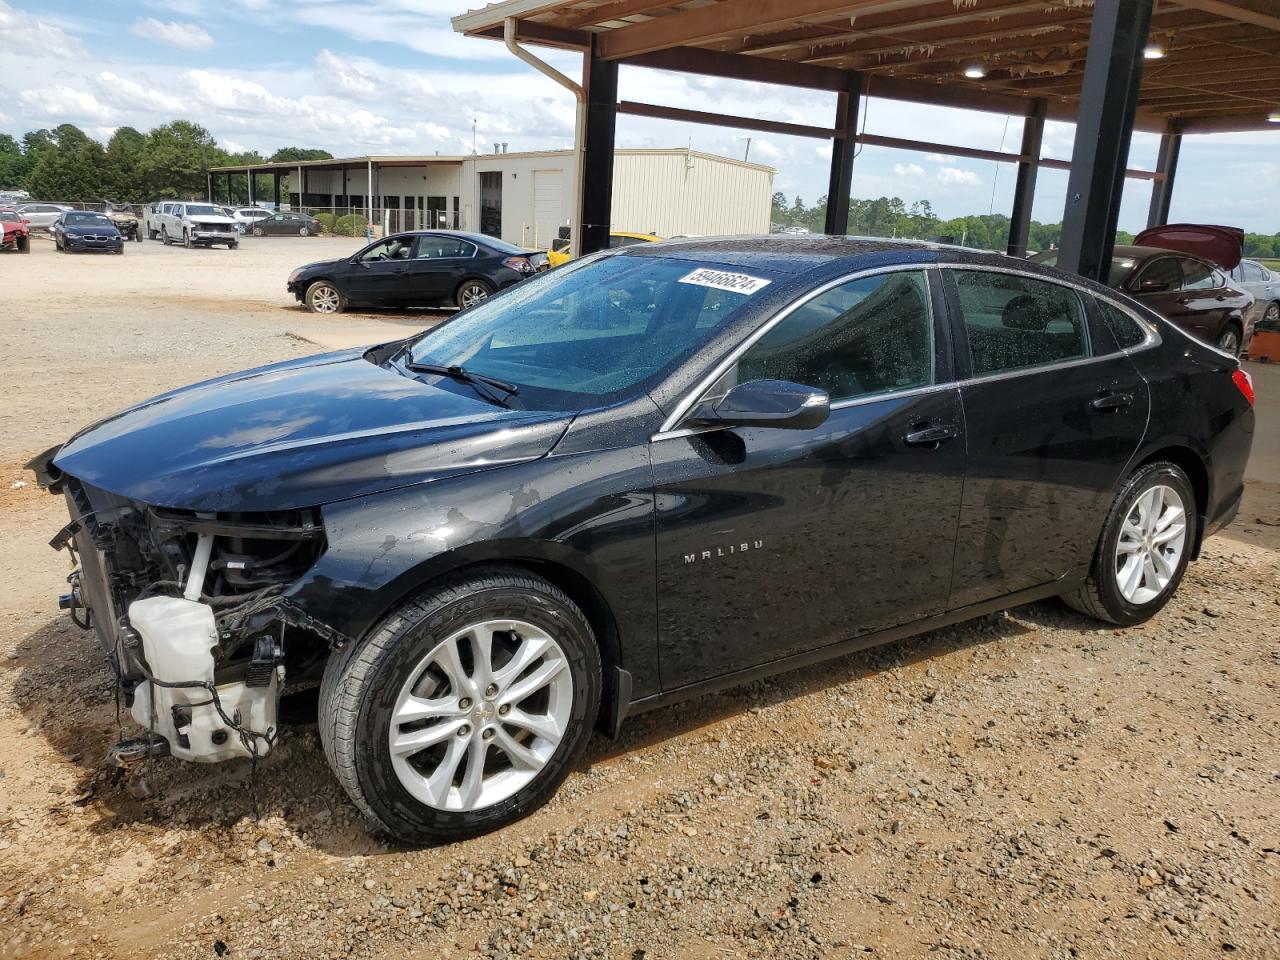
[904,423,958,447]
[1090,391,1133,412]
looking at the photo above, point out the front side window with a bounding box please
[735,271,931,402]
[413,237,474,259]
[1133,257,1181,291]
[404,255,768,407]
[951,270,1088,376]
[1180,259,1216,291]
[359,237,413,261]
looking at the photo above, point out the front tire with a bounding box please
[305,280,345,314]
[183,229,193,249]
[299,226,310,237]
[253,226,266,237]
[319,568,601,844]
[160,227,169,245]
[1063,461,1195,625]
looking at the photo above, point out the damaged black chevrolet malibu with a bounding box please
[31,237,1254,843]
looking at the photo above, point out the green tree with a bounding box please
[26,140,106,201]
[269,147,333,163]
[139,120,224,199]
[104,126,147,200]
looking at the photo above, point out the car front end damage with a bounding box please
[38,461,336,768]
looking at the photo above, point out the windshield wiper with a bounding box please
[403,362,519,406]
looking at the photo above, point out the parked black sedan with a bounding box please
[287,230,549,312]
[35,237,1253,844]
[250,211,323,237]
[53,211,124,254]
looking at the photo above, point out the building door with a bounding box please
[479,171,502,238]
[427,196,447,229]
[532,170,562,249]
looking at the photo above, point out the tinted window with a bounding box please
[406,255,765,406]
[736,271,931,402]
[414,236,474,259]
[1135,257,1180,291]
[1096,300,1149,349]
[1180,259,1215,291]
[952,270,1088,375]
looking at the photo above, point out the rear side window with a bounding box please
[414,237,475,259]
[736,271,931,402]
[1180,259,1215,291]
[1135,257,1180,291]
[951,270,1088,376]
[1096,299,1149,349]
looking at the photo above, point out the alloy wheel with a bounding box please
[1217,328,1240,356]
[1266,303,1279,325]
[460,283,489,307]
[1113,484,1187,605]
[309,284,340,314]
[387,619,572,812]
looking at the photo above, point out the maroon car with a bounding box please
[1034,224,1254,356]
[0,208,31,253]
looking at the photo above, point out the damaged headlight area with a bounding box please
[51,476,330,767]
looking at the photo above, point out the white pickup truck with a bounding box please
[143,201,238,249]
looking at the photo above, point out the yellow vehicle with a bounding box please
[547,230,661,266]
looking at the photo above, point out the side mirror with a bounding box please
[688,379,830,431]
[1136,278,1170,294]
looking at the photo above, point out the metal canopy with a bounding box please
[454,0,1280,133]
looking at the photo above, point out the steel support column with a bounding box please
[1146,126,1182,228]
[1007,98,1046,257]
[1056,0,1154,281]
[248,169,256,206]
[580,42,618,256]
[206,172,213,203]
[824,71,863,236]
[272,172,281,207]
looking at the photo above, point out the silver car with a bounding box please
[1229,259,1280,328]
[18,203,74,233]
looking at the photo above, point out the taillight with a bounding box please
[502,256,533,274]
[1232,368,1255,407]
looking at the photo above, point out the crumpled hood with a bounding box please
[53,349,570,511]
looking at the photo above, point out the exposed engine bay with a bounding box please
[43,466,330,767]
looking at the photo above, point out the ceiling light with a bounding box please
[963,63,987,79]
[1143,44,1165,59]
[1269,112,1280,123]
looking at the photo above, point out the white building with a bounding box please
[208,147,775,247]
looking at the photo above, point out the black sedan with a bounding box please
[287,230,549,312]
[53,211,124,254]
[250,211,323,237]
[35,237,1253,844]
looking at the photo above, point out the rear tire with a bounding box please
[300,226,310,237]
[455,278,493,309]
[1216,323,1242,357]
[319,568,601,844]
[1063,461,1195,626]
[253,226,266,237]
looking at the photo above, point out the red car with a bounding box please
[0,208,31,253]
[1034,224,1254,356]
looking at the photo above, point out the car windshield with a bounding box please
[0,211,16,222]
[185,204,220,216]
[403,254,772,409]
[1032,250,1136,288]
[65,212,113,226]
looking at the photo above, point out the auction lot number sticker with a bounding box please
[679,268,772,295]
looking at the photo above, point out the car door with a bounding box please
[1172,258,1230,341]
[1126,255,1184,325]
[344,236,414,306]
[943,267,1149,607]
[405,235,476,304]
[651,268,967,689]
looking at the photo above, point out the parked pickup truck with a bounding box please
[144,201,238,249]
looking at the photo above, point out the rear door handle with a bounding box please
[904,423,958,447]
[1090,391,1133,412]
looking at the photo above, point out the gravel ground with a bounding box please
[0,237,1277,960]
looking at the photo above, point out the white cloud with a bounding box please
[314,49,380,101]
[749,138,781,162]
[131,17,214,50]
[97,72,185,114]
[18,85,112,123]
[893,162,926,178]
[936,167,981,186]
[0,1,85,59]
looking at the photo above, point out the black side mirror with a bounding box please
[1136,278,1170,293]
[688,379,830,431]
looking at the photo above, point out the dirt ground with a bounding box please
[0,235,1277,960]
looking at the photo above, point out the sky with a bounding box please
[2,0,1279,234]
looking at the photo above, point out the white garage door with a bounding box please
[532,170,562,249]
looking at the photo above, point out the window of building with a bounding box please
[479,172,502,238]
